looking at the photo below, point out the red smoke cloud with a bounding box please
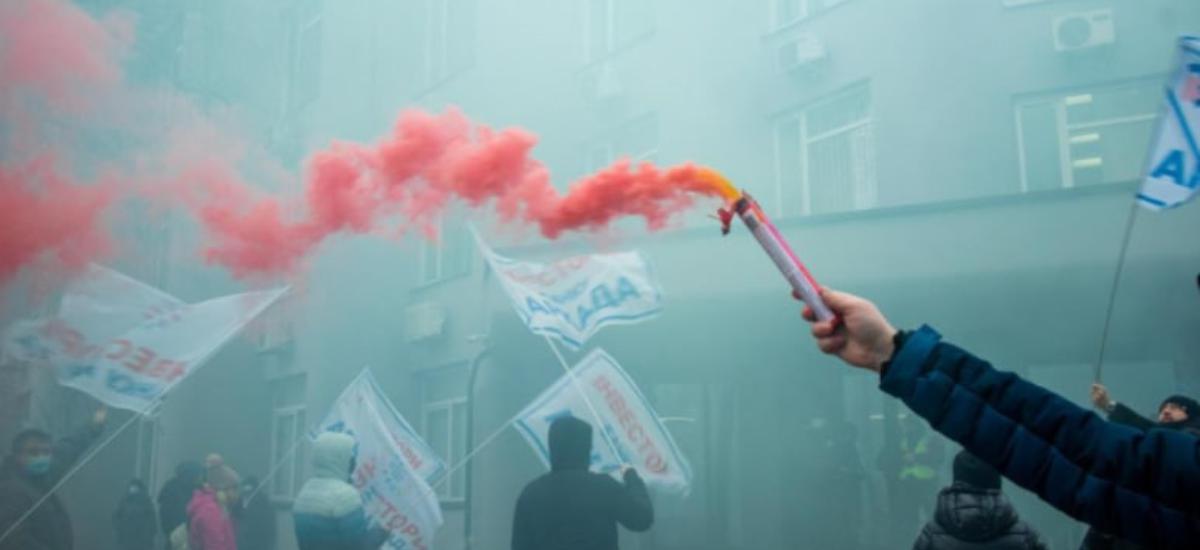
[192,109,728,278]
[0,159,116,285]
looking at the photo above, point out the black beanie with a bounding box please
[953,450,1001,490]
[1160,395,1200,415]
[548,415,593,471]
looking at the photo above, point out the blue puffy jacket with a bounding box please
[881,326,1200,549]
[293,432,372,550]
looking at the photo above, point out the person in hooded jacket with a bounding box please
[913,451,1047,550]
[0,407,107,550]
[292,431,387,550]
[187,454,240,550]
[113,479,158,550]
[511,415,654,550]
[158,460,204,550]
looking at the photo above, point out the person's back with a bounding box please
[914,452,1046,550]
[113,479,157,550]
[511,416,653,550]
[187,455,239,550]
[235,476,276,550]
[292,432,375,550]
[158,461,204,548]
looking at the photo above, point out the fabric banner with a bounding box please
[316,369,444,550]
[476,232,662,349]
[513,348,692,494]
[4,265,286,412]
[1139,36,1200,210]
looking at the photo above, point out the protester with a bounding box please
[801,287,1200,548]
[187,454,240,550]
[511,415,654,550]
[158,460,204,550]
[0,407,107,550]
[234,475,276,550]
[114,479,158,550]
[913,450,1047,550]
[293,431,387,550]
[1090,383,1200,435]
[1080,385,1200,549]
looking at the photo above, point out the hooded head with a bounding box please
[1158,395,1199,425]
[953,451,1001,490]
[7,429,53,480]
[311,431,358,481]
[548,416,592,471]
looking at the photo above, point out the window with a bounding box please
[287,0,323,112]
[771,0,851,29]
[420,365,468,501]
[584,0,655,62]
[774,83,875,216]
[421,0,477,88]
[1016,79,1161,192]
[584,113,660,173]
[269,374,307,502]
[419,216,474,284]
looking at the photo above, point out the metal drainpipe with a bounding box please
[462,347,490,550]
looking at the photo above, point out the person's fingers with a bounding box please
[816,334,846,354]
[792,289,803,301]
[802,305,816,322]
[819,287,858,311]
[811,320,838,338]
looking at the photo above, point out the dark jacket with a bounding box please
[0,425,101,550]
[235,486,276,550]
[511,417,653,550]
[882,326,1200,549]
[157,476,197,539]
[913,482,1046,550]
[113,482,157,550]
[1078,403,1200,550]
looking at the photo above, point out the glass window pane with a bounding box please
[809,132,858,213]
[1064,81,1158,126]
[1018,101,1064,191]
[807,85,870,136]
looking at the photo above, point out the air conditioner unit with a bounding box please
[778,33,827,74]
[403,301,446,343]
[1053,9,1115,52]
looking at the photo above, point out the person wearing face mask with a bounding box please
[113,479,157,550]
[1090,384,1200,436]
[0,406,107,550]
[186,454,240,550]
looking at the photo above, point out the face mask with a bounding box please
[25,455,51,477]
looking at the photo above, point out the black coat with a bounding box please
[913,483,1047,550]
[235,493,277,550]
[113,491,157,550]
[511,468,653,550]
[156,476,195,539]
[0,425,100,550]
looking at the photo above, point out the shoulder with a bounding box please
[293,478,363,519]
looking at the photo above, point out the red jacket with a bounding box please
[187,488,236,550]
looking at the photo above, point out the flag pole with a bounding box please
[1094,201,1140,382]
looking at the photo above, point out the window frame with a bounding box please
[418,363,470,504]
[773,82,875,217]
[1014,78,1162,192]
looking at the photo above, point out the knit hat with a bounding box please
[204,454,240,490]
[953,450,1000,490]
[1160,395,1200,416]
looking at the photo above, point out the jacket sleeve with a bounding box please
[1108,403,1156,432]
[880,325,1200,549]
[611,469,653,532]
[910,525,933,550]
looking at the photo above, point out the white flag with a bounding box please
[316,369,444,550]
[514,349,692,494]
[4,265,286,412]
[476,233,662,349]
[1139,36,1200,210]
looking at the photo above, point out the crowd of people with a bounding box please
[1,283,1199,549]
